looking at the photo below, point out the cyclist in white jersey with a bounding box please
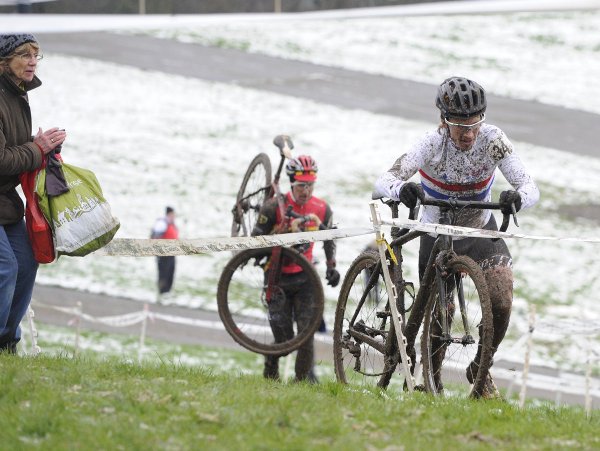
[375,76,539,398]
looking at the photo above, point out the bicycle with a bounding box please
[333,196,517,398]
[230,135,292,238]
[218,135,325,356]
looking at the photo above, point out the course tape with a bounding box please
[31,301,334,344]
[95,227,374,257]
[382,219,600,244]
[34,302,148,327]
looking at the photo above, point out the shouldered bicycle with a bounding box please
[217,135,325,356]
[333,196,517,398]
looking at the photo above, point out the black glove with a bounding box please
[326,267,340,287]
[399,182,425,209]
[499,190,522,215]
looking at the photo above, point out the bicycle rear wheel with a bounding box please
[217,247,324,356]
[333,250,398,388]
[231,153,272,237]
[421,255,493,398]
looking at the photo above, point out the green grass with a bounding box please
[1,353,598,450]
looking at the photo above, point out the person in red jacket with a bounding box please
[151,206,179,301]
[252,155,339,383]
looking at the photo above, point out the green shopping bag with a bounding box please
[35,163,120,257]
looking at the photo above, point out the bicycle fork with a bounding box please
[435,254,475,346]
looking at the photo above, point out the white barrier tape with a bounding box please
[149,312,331,344]
[382,218,600,244]
[35,303,81,317]
[81,311,147,327]
[149,312,226,330]
[95,227,374,256]
[34,301,336,344]
[34,301,147,327]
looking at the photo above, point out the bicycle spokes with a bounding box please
[334,250,402,387]
[421,256,493,398]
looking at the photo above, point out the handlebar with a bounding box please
[285,205,328,230]
[372,191,518,234]
[414,198,517,233]
[418,198,500,210]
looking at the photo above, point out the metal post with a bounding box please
[74,301,82,357]
[369,202,414,391]
[519,304,535,408]
[139,0,146,15]
[585,342,592,418]
[26,306,41,356]
[283,352,293,381]
[138,303,149,363]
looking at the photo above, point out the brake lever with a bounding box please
[511,203,519,227]
[409,198,421,221]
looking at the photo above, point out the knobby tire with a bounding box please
[217,247,324,356]
[420,255,493,398]
[231,153,272,237]
[334,249,398,387]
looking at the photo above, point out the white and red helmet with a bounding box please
[286,155,318,182]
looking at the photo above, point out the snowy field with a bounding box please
[141,9,600,114]
[18,8,600,374]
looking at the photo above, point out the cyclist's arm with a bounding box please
[374,138,432,200]
[322,204,336,268]
[491,134,540,210]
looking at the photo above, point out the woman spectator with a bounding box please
[0,34,66,353]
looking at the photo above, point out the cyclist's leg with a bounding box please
[289,273,318,382]
[458,216,512,394]
[476,263,512,397]
[264,281,295,380]
[483,263,513,350]
[402,234,437,370]
[418,234,436,281]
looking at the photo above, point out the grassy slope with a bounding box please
[1,354,598,450]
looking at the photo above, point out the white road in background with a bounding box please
[1,0,599,33]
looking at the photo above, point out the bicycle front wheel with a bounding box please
[333,250,398,388]
[217,247,324,356]
[421,255,493,398]
[231,153,272,237]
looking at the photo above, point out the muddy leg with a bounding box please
[467,266,513,382]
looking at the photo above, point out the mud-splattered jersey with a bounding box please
[374,124,539,229]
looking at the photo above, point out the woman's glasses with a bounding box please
[14,52,44,62]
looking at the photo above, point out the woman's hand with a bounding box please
[33,127,67,154]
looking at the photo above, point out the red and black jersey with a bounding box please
[252,192,336,273]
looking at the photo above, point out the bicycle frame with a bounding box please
[262,136,296,303]
[423,199,508,346]
[355,197,514,390]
